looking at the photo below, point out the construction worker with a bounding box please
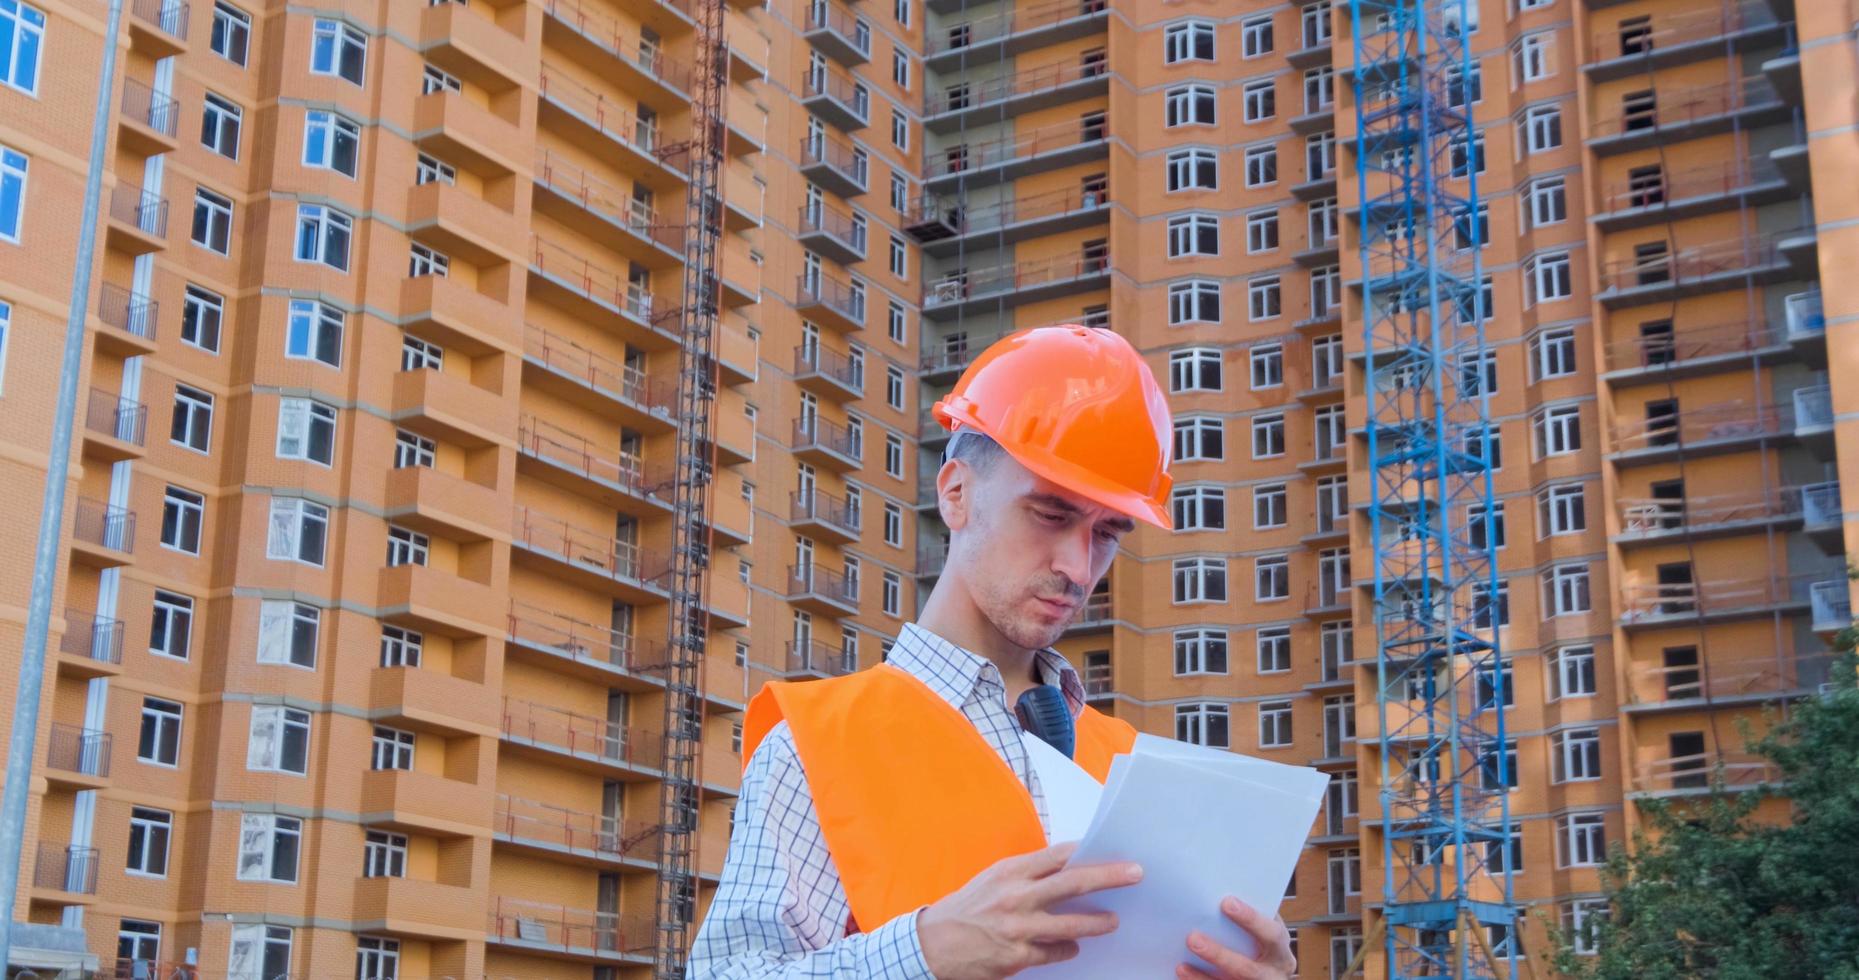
[691,326,1298,979]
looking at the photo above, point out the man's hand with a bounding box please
[1175,898,1297,980]
[917,841,1142,980]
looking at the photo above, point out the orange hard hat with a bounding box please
[933,326,1175,529]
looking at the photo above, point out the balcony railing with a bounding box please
[1634,751,1775,795]
[1630,651,1834,705]
[129,0,190,38]
[525,324,670,414]
[488,897,654,958]
[531,234,677,326]
[927,57,1106,116]
[46,724,111,778]
[59,609,125,665]
[500,697,668,772]
[1597,157,1785,215]
[1786,290,1824,336]
[512,505,670,588]
[517,414,672,500]
[806,1,871,56]
[33,843,99,895]
[798,200,868,254]
[1618,571,1834,624]
[1589,0,1777,63]
[507,602,669,676]
[917,548,948,576]
[1617,485,1827,536]
[541,0,693,92]
[72,499,135,554]
[925,251,1108,308]
[790,489,859,536]
[793,343,862,392]
[1071,592,1112,627]
[929,0,1106,54]
[1595,229,1805,294]
[1608,393,1820,454]
[97,284,158,342]
[535,150,686,252]
[794,270,866,324]
[787,639,857,677]
[1601,317,1786,372]
[928,118,1105,179]
[107,183,168,239]
[803,64,869,121]
[495,793,663,864]
[1589,75,1780,139]
[799,132,869,189]
[914,185,1107,238]
[787,563,859,604]
[791,415,861,461]
[1811,579,1851,630]
[537,65,690,172]
[121,78,179,138]
[85,387,147,447]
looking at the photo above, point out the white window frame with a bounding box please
[1531,326,1577,379]
[0,2,44,96]
[1253,483,1287,529]
[1174,702,1229,748]
[236,813,302,883]
[363,831,408,879]
[1537,482,1586,536]
[1522,103,1563,155]
[310,18,367,86]
[1552,727,1603,783]
[883,501,903,547]
[201,93,243,159]
[1256,626,1291,673]
[1258,700,1293,748]
[210,2,251,66]
[1514,32,1553,85]
[181,285,224,352]
[266,497,329,567]
[1549,645,1596,700]
[884,432,904,478]
[1170,485,1225,532]
[408,242,449,278]
[1246,209,1280,254]
[1172,557,1228,604]
[1250,344,1283,389]
[881,570,901,617]
[1255,554,1289,601]
[1544,562,1591,616]
[386,526,430,567]
[1248,276,1282,320]
[415,153,456,186]
[1166,148,1218,192]
[256,599,320,669]
[150,590,195,660]
[138,697,183,766]
[1173,628,1229,676]
[1251,413,1285,458]
[126,807,172,877]
[1167,213,1219,258]
[303,110,361,178]
[171,384,214,453]
[1169,347,1222,393]
[1164,20,1215,64]
[294,203,353,272]
[161,486,205,554]
[1243,142,1277,187]
[192,188,234,254]
[1557,812,1607,868]
[1533,404,1581,457]
[1174,416,1225,462]
[246,704,311,775]
[371,725,415,770]
[1527,176,1567,228]
[276,397,337,464]
[1242,78,1275,122]
[1168,279,1221,324]
[286,299,344,367]
[1165,84,1216,127]
[1240,14,1273,58]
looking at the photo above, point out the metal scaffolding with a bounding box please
[1349,1,1519,977]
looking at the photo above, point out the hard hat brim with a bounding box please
[937,405,1173,531]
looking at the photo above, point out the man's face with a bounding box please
[943,452,1136,651]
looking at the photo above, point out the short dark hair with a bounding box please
[945,429,1008,474]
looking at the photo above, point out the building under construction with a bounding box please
[0,0,1848,977]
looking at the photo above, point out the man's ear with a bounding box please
[937,458,971,532]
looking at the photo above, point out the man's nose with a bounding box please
[1048,525,1093,591]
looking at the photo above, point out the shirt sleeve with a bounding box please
[688,722,936,980]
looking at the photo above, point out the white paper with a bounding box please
[1020,732,1105,844]
[1022,742,1329,979]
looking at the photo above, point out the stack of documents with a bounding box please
[1022,733,1331,978]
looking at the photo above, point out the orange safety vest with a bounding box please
[742,662,1138,934]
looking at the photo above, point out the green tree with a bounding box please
[1548,649,1859,979]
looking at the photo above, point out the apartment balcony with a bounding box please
[56,609,124,678]
[104,182,167,255]
[378,563,502,638]
[1294,231,1342,268]
[487,897,653,965]
[413,89,522,178]
[797,201,869,265]
[1613,482,1840,547]
[1289,99,1336,136]
[541,0,688,99]
[926,59,1108,133]
[422,0,531,92]
[1065,593,1113,634]
[920,334,993,382]
[909,186,1109,257]
[1291,166,1338,201]
[517,416,675,514]
[926,0,1108,70]
[727,27,769,83]
[1600,316,1814,383]
[30,844,98,903]
[117,78,179,155]
[352,876,482,941]
[1595,230,1816,309]
[799,133,869,197]
[1587,76,1787,156]
[360,766,494,837]
[94,283,159,356]
[919,405,952,453]
[724,88,767,158]
[494,794,664,870]
[510,505,672,601]
[1286,34,1334,71]
[1630,751,1776,799]
[1586,1,1783,81]
[499,697,669,779]
[504,604,742,714]
[1305,584,1351,618]
[400,274,517,356]
[716,320,759,385]
[390,365,507,449]
[1811,578,1851,633]
[922,118,1108,194]
[1607,386,1830,465]
[786,564,859,617]
[522,324,675,430]
[790,489,860,544]
[1624,650,1834,713]
[382,466,502,543]
[69,499,134,568]
[786,639,857,678]
[1617,570,1834,631]
[802,64,870,130]
[793,271,866,333]
[81,387,147,463]
[407,181,518,265]
[127,0,189,57]
[916,547,947,578]
[538,65,690,179]
[1592,158,1794,232]
[43,724,111,790]
[791,416,862,471]
[923,252,1110,321]
[528,235,681,343]
[805,2,871,64]
[792,344,863,401]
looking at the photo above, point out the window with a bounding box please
[201,94,243,159]
[1472,579,1510,629]
[1484,828,1524,875]
[1446,62,1482,107]
[1165,84,1216,127]
[1527,251,1572,304]
[181,285,224,352]
[415,153,455,186]
[1248,276,1281,320]
[883,501,902,546]
[887,174,906,215]
[1530,327,1577,380]
[1311,265,1341,320]
[1164,21,1214,63]
[0,0,43,94]
[255,600,320,669]
[1173,557,1227,604]
[1450,131,1487,177]
[1550,645,1597,699]
[1565,900,1608,956]
[408,242,449,278]
[165,384,215,454]
[277,397,337,464]
[387,430,435,472]
[227,924,292,980]
[1171,486,1225,531]
[237,814,301,883]
[1174,628,1229,675]
[1173,417,1224,462]
[161,486,205,554]
[286,299,344,367]
[893,0,909,26]
[126,808,172,877]
[1170,348,1222,393]
[1167,148,1218,192]
[1514,32,1552,84]
[1527,177,1567,228]
[1239,78,1276,123]
[1168,279,1221,324]
[1481,738,1519,790]
[267,497,329,566]
[1558,813,1607,867]
[1241,14,1273,57]
[891,109,907,149]
[401,335,443,372]
[1468,502,1505,551]
[211,2,250,66]
[1251,413,1285,458]
[370,626,421,670]
[311,19,367,85]
[887,301,906,344]
[1255,554,1289,600]
[1246,210,1280,253]
[138,697,183,766]
[1533,404,1581,457]
[884,433,904,479]
[882,570,901,617]
[1537,483,1585,536]
[1249,344,1283,389]
[1167,214,1218,258]
[1459,349,1498,397]
[1452,204,1490,251]
[363,831,407,878]
[295,204,352,271]
[1552,727,1602,782]
[150,590,194,660]
[192,188,233,254]
[1253,483,1287,529]
[386,526,429,567]
[1259,701,1293,748]
[247,705,311,775]
[371,726,415,770]
[1175,703,1229,748]
[1545,563,1591,616]
[892,48,909,87]
[1476,659,1515,709]
[303,111,360,178]
[421,63,460,95]
[889,235,907,278]
[119,922,162,971]
[1255,626,1291,673]
[1303,68,1334,114]
[1522,104,1562,154]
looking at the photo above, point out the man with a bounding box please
[692,327,1297,979]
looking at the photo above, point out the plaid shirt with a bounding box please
[689,623,1087,978]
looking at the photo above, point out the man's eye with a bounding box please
[1037,511,1064,523]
